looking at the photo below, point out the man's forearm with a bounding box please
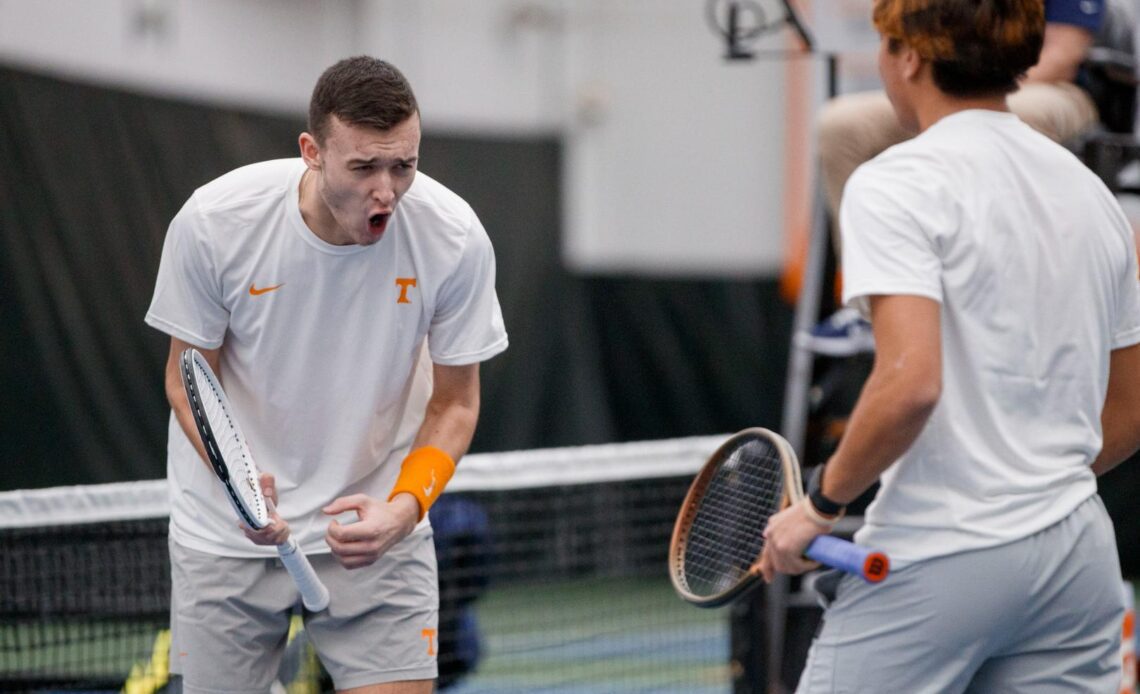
[1091,343,1140,476]
[821,369,938,505]
[1092,410,1140,476]
[389,396,478,521]
[412,398,478,461]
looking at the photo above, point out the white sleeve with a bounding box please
[1113,227,1140,349]
[428,215,509,365]
[144,195,229,348]
[840,163,946,318]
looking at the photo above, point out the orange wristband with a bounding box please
[388,446,456,521]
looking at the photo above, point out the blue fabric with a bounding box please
[430,495,493,601]
[1046,0,1105,32]
[430,495,492,689]
[451,610,482,673]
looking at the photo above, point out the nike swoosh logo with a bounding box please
[423,470,437,498]
[249,283,284,296]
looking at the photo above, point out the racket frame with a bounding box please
[669,428,785,607]
[179,348,330,612]
[180,349,266,530]
[669,427,888,608]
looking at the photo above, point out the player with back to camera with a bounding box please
[145,56,508,693]
[759,0,1140,691]
[810,0,1105,354]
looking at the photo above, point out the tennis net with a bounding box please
[0,435,733,693]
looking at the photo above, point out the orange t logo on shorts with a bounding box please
[421,627,437,656]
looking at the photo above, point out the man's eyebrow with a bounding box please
[347,156,419,166]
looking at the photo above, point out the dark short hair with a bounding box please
[308,56,419,143]
[873,0,1045,97]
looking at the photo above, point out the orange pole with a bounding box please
[778,0,814,304]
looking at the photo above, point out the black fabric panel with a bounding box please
[413,135,612,450]
[0,67,300,487]
[582,278,790,441]
[1100,459,1140,576]
[0,65,793,490]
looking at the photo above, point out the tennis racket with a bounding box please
[179,348,330,612]
[669,427,889,607]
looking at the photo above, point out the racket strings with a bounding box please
[681,440,783,597]
[192,362,267,527]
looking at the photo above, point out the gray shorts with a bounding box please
[797,494,1125,694]
[169,526,438,693]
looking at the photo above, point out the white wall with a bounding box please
[355,0,570,135]
[0,0,343,113]
[561,2,791,275]
[0,0,831,278]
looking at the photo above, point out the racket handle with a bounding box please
[805,535,890,583]
[277,537,331,611]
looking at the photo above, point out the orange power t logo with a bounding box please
[396,277,417,304]
[421,628,437,656]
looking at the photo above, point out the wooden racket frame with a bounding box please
[669,427,791,607]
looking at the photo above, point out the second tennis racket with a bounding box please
[669,427,889,607]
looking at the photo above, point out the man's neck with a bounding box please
[298,169,342,245]
[915,89,1010,132]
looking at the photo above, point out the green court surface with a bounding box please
[451,575,732,693]
[0,619,164,688]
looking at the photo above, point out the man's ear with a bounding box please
[902,45,926,82]
[298,132,321,170]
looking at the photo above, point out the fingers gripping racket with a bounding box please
[670,428,889,607]
[180,348,330,612]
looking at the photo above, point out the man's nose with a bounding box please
[372,174,395,207]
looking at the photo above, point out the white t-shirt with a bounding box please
[841,110,1140,566]
[146,159,508,556]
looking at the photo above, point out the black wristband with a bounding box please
[807,464,846,516]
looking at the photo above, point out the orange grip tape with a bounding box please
[388,446,456,522]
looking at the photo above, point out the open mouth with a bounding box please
[368,213,389,236]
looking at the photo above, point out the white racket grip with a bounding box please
[277,536,330,611]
